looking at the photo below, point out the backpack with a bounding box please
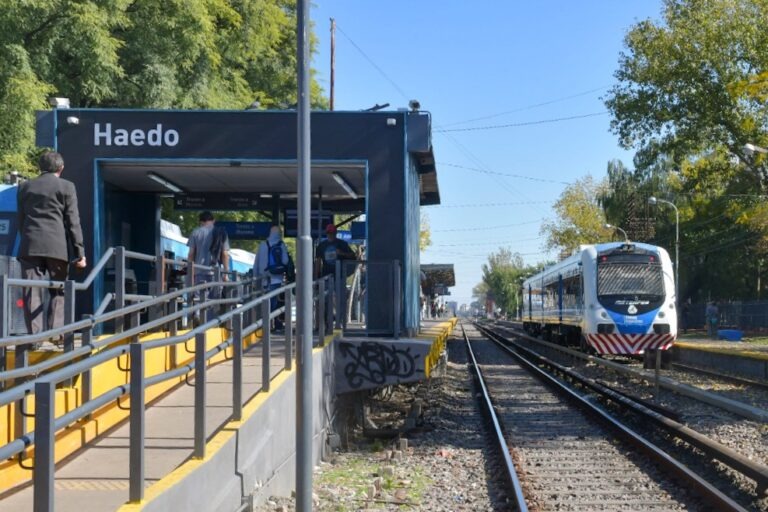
[209,226,228,266]
[285,252,296,283]
[265,241,288,275]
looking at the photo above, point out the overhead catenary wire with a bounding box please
[433,219,544,232]
[435,111,610,133]
[437,85,611,128]
[334,23,410,102]
[440,162,571,185]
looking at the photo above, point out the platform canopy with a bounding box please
[421,263,455,296]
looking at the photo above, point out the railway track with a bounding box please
[462,321,758,511]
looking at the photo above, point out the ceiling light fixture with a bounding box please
[147,172,183,194]
[332,172,358,199]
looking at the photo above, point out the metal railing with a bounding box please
[336,259,401,338]
[0,245,336,511]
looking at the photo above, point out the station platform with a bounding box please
[673,338,768,381]
[0,319,456,512]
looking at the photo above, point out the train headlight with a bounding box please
[658,311,666,318]
[599,310,608,319]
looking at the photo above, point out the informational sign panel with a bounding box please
[284,209,333,238]
[174,194,259,210]
[215,221,272,240]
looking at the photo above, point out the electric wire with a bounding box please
[435,112,610,133]
[437,85,611,128]
[440,162,571,184]
[334,23,410,102]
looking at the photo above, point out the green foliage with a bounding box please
[604,0,768,302]
[0,0,328,175]
[419,211,432,251]
[476,248,539,316]
[605,0,768,174]
[541,176,612,255]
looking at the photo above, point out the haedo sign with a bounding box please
[94,123,179,147]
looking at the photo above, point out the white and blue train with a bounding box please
[159,219,255,274]
[522,242,677,355]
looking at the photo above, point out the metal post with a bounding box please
[284,289,293,370]
[655,349,662,403]
[335,261,342,329]
[34,379,56,512]
[129,342,145,502]
[63,280,75,353]
[317,279,325,345]
[232,313,243,421]
[296,0,313,507]
[81,328,92,409]
[115,246,126,333]
[262,299,271,392]
[393,260,401,339]
[168,295,178,367]
[0,274,8,380]
[194,332,206,459]
[674,207,680,305]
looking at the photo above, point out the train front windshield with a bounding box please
[597,252,664,314]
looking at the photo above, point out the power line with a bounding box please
[440,162,571,185]
[437,85,610,128]
[433,219,544,232]
[435,111,609,133]
[433,200,553,208]
[434,235,544,247]
[334,23,410,102]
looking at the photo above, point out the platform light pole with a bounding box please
[648,197,679,303]
[296,0,313,510]
[604,223,629,242]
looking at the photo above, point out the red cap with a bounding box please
[325,223,337,233]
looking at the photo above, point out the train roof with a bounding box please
[522,242,667,286]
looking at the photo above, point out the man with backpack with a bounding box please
[254,225,293,331]
[187,211,229,319]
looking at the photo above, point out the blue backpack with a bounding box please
[266,241,288,275]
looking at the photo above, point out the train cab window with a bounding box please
[597,252,664,314]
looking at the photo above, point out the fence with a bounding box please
[0,245,335,511]
[684,301,768,331]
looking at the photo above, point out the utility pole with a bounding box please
[330,18,336,111]
[296,0,313,510]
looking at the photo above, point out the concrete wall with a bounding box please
[673,346,768,381]
[142,344,335,512]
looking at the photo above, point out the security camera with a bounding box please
[408,99,421,111]
[66,116,80,125]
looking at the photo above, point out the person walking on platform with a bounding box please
[17,151,87,341]
[315,223,356,331]
[187,211,229,318]
[254,225,290,331]
[706,301,719,339]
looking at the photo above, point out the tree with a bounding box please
[477,248,539,317]
[541,176,612,255]
[0,0,327,175]
[419,211,432,251]
[605,0,768,175]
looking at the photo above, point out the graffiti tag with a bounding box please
[338,342,421,389]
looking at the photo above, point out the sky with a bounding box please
[310,0,665,307]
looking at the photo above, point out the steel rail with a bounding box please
[489,322,768,422]
[672,362,768,391]
[474,322,750,512]
[460,322,528,512]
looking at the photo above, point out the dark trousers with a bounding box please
[20,256,69,335]
[268,282,284,329]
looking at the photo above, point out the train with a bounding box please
[521,242,676,355]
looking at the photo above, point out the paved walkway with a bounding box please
[1,339,289,512]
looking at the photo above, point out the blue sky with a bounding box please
[311,0,664,307]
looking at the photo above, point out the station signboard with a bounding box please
[174,194,259,210]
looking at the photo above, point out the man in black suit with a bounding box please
[17,151,87,337]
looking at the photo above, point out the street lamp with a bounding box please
[744,142,768,155]
[605,223,629,242]
[649,196,679,303]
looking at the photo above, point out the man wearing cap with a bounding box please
[315,223,356,330]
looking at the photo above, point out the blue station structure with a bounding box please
[35,107,440,336]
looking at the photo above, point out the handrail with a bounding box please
[78,247,115,290]
[0,270,333,509]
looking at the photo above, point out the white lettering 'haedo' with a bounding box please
[94,123,179,147]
